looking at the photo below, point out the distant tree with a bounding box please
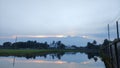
[86,41,100,49]
[102,39,109,46]
[52,41,55,45]
[0,45,2,49]
[43,42,49,49]
[56,41,61,46]
[93,40,97,45]
[56,41,65,49]
[86,42,93,49]
[71,45,78,49]
[59,44,65,49]
[12,42,26,49]
[0,40,67,49]
[3,42,12,48]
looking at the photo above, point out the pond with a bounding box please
[0,52,105,68]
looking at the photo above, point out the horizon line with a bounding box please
[0,35,89,39]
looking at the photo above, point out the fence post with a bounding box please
[116,21,119,39]
[114,43,119,68]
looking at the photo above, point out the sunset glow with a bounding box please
[17,35,67,38]
[0,58,67,64]
[0,35,67,39]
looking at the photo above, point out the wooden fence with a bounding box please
[101,40,120,68]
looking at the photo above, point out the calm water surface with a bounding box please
[0,52,105,68]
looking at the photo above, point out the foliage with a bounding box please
[86,40,100,49]
[0,39,103,50]
[0,40,66,49]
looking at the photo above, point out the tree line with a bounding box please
[0,40,66,49]
[0,39,109,49]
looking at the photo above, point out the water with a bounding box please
[0,52,105,68]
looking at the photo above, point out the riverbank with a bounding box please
[0,49,100,56]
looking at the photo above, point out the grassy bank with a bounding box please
[0,49,100,56]
[0,49,78,54]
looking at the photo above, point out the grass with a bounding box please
[0,49,99,56]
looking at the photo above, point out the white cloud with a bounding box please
[0,0,120,42]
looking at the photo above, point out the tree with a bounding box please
[43,42,49,49]
[102,39,109,46]
[52,41,55,45]
[93,40,97,45]
[56,41,65,49]
[3,42,12,48]
[86,42,92,49]
[71,45,78,49]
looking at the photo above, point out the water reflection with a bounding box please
[0,52,105,68]
[13,56,15,67]
[2,52,99,61]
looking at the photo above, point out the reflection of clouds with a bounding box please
[54,61,67,64]
[0,57,105,68]
[0,57,13,62]
[0,57,67,64]
[0,57,101,65]
[80,60,93,64]
[80,58,102,65]
[23,60,67,64]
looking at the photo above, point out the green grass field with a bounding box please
[0,49,99,56]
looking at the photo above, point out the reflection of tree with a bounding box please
[13,56,15,67]
[50,52,65,60]
[52,55,54,59]
[93,57,98,62]
[26,55,36,59]
[100,57,113,68]
[87,53,95,59]
[9,52,101,61]
[84,52,99,62]
[56,52,64,59]
[11,52,103,68]
[12,52,65,60]
[21,52,100,62]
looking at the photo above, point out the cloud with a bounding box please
[0,35,67,39]
[0,57,67,64]
[0,0,120,43]
[80,60,93,65]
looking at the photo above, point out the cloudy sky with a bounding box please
[0,0,120,43]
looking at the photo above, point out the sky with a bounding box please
[0,0,120,44]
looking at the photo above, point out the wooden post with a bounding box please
[108,24,110,40]
[13,36,17,67]
[114,43,119,68]
[116,21,119,39]
[108,24,113,66]
[115,21,119,68]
